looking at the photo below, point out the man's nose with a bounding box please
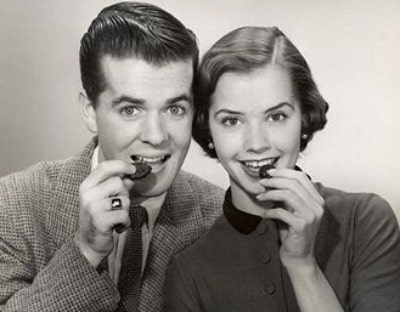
[140,112,168,145]
[243,122,270,153]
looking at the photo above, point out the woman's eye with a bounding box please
[268,113,287,122]
[168,106,185,116]
[222,117,241,127]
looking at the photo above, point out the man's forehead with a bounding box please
[99,55,193,102]
[100,55,193,73]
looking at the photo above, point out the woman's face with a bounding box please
[209,64,302,195]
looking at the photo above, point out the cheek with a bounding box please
[270,124,301,153]
[213,133,241,162]
[169,119,193,148]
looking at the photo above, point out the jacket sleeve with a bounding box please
[0,231,120,311]
[0,174,120,311]
[349,194,400,312]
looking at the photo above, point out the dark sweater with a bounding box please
[166,184,400,312]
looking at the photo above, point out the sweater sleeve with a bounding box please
[349,194,400,312]
[164,257,202,312]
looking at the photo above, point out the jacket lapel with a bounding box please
[138,172,205,311]
[46,138,96,249]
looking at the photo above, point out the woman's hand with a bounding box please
[256,167,324,269]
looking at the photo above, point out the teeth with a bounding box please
[132,155,167,164]
[243,158,275,169]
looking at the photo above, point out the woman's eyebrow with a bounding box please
[214,102,294,116]
[214,108,243,116]
[264,102,294,113]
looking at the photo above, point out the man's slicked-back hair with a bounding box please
[193,26,329,158]
[80,1,199,105]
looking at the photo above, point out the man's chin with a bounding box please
[129,176,170,199]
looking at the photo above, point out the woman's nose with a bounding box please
[243,122,270,153]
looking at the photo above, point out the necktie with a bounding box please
[117,205,148,311]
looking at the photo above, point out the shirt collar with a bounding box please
[90,145,164,232]
[224,165,311,234]
[224,188,262,234]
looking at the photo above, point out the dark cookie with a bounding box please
[259,164,275,179]
[128,162,152,180]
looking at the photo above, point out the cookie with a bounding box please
[259,164,275,179]
[128,162,152,180]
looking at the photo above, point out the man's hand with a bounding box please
[74,160,136,268]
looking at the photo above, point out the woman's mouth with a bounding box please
[240,157,278,176]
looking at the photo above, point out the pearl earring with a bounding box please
[301,133,308,140]
[208,142,214,149]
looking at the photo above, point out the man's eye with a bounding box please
[168,106,185,116]
[121,106,138,116]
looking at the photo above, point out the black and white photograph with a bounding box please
[1,0,399,311]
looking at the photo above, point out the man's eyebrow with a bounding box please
[167,94,192,105]
[112,96,145,106]
[111,94,191,106]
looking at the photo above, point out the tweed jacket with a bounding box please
[0,138,224,312]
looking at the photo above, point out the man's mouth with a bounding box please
[240,157,278,171]
[130,155,171,166]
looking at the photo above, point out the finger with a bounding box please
[100,209,131,233]
[109,195,130,212]
[84,196,130,232]
[259,177,321,215]
[81,160,136,191]
[257,189,313,219]
[84,176,129,203]
[263,208,305,232]
[266,168,324,206]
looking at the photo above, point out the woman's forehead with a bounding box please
[210,65,297,111]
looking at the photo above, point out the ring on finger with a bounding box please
[111,197,122,211]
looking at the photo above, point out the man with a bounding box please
[0,2,223,311]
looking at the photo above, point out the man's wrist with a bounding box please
[73,234,104,268]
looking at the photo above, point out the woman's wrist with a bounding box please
[281,255,319,277]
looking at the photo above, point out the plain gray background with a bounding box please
[0,0,399,221]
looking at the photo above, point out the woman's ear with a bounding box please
[301,113,310,134]
[79,91,97,133]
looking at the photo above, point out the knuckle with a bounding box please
[98,161,110,172]
[297,219,307,230]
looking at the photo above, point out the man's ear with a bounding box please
[79,91,97,133]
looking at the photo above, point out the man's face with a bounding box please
[88,56,193,198]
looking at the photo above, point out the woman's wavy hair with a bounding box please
[193,26,328,158]
[80,2,199,105]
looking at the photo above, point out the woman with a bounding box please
[165,26,400,311]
